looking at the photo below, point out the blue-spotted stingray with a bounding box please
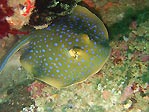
[0,5,111,88]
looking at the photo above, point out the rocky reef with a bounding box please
[0,0,148,112]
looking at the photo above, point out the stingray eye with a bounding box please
[69,49,79,60]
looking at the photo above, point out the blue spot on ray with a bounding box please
[55,57,58,61]
[45,63,48,66]
[75,38,79,42]
[49,66,53,69]
[56,70,60,73]
[42,49,46,52]
[54,43,58,46]
[29,56,32,59]
[49,57,53,60]
[58,62,62,66]
[68,42,72,45]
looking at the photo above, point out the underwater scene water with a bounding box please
[0,0,149,112]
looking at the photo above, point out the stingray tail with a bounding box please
[0,36,31,72]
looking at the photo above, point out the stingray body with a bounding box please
[0,6,111,88]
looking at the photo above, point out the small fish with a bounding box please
[0,5,111,88]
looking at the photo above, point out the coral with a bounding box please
[27,81,46,99]
[0,84,34,112]
[0,0,14,39]
[0,0,30,39]
[29,0,82,26]
[82,0,95,8]
[22,0,34,16]
[6,0,35,30]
